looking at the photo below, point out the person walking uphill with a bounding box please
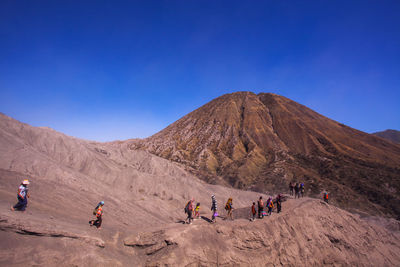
[258,196,264,219]
[184,198,194,224]
[225,197,234,220]
[300,183,305,198]
[89,201,104,229]
[276,194,282,213]
[289,182,294,196]
[11,179,30,211]
[194,202,201,219]
[267,197,274,216]
[323,191,329,203]
[294,183,300,199]
[251,202,257,221]
[211,195,218,223]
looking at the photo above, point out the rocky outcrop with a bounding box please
[124,198,400,266]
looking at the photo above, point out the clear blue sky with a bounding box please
[1,0,399,141]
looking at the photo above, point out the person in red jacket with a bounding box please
[89,201,104,229]
[323,191,329,203]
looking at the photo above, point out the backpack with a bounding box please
[225,203,231,210]
[93,203,102,215]
[184,201,190,214]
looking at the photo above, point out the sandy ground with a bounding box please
[1,113,400,266]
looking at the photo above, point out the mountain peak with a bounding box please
[373,129,400,144]
[132,92,400,218]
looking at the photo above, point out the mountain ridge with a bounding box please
[131,92,400,218]
[1,107,400,265]
[373,129,400,144]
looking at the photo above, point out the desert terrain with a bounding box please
[1,97,400,266]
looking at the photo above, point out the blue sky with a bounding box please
[1,0,399,141]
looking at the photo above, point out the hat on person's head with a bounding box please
[22,179,30,185]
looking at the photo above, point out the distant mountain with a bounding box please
[132,92,400,218]
[373,129,400,144]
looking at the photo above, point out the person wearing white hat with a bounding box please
[11,179,30,211]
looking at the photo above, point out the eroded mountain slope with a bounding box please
[131,92,400,218]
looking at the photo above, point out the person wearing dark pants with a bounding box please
[186,199,194,224]
[267,197,274,216]
[258,196,264,219]
[11,179,30,211]
[90,202,104,229]
[211,195,218,223]
[92,214,102,228]
[323,191,329,203]
[276,194,282,213]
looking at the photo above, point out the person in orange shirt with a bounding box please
[89,201,104,229]
[323,191,329,203]
[267,197,274,216]
[225,197,234,220]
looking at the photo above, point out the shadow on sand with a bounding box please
[200,216,213,223]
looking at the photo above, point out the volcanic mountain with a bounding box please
[373,129,400,144]
[1,112,400,266]
[131,92,400,219]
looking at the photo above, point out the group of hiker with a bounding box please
[289,181,330,203]
[184,195,218,224]
[251,194,282,221]
[289,182,305,198]
[184,193,284,224]
[184,198,201,224]
[10,179,328,229]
